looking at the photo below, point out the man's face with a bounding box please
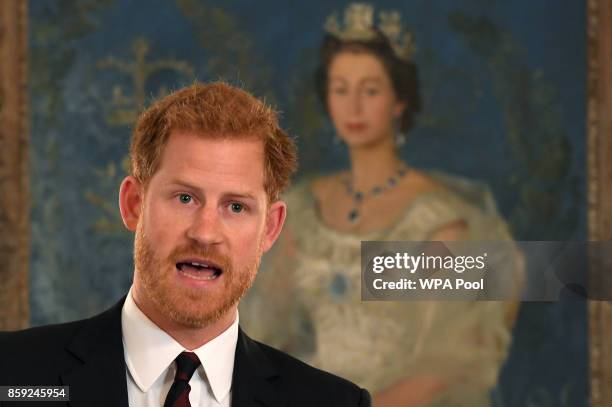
[123,132,284,328]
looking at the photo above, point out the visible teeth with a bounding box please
[179,268,219,280]
[190,262,208,268]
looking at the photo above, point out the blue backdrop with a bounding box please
[29,1,587,405]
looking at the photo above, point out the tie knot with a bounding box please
[174,352,201,382]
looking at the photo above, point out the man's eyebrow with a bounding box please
[167,180,203,192]
[224,192,258,202]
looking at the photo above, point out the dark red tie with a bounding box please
[163,352,201,407]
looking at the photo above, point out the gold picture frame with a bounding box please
[0,1,610,404]
[0,0,29,331]
[588,0,612,405]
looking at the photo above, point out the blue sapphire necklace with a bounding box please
[343,165,407,223]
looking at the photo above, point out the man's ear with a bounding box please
[261,200,287,253]
[119,176,143,232]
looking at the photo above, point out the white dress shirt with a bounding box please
[121,288,238,407]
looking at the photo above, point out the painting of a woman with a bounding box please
[242,3,522,406]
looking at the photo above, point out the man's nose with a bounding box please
[185,205,224,246]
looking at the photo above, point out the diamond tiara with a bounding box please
[324,3,416,61]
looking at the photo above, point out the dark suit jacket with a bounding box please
[0,297,370,407]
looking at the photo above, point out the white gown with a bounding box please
[241,173,522,406]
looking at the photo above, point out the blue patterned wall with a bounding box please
[29,1,587,405]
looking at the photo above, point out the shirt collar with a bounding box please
[121,287,239,403]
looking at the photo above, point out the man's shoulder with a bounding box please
[0,298,121,352]
[0,319,83,347]
[254,338,350,384]
[248,336,371,406]
[0,299,125,386]
[0,319,86,385]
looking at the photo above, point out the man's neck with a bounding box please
[131,289,237,350]
[161,309,237,350]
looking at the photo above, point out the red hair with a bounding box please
[130,82,297,201]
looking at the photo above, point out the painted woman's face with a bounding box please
[327,51,405,148]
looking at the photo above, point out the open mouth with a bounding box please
[176,260,223,281]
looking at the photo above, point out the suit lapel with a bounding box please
[60,297,129,407]
[231,329,287,407]
[56,300,284,407]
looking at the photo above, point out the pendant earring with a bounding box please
[395,132,406,147]
[393,117,406,147]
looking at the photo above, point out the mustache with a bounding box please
[168,243,231,271]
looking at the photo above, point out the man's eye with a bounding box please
[178,194,192,204]
[230,202,244,213]
[365,88,379,96]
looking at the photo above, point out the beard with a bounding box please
[133,222,260,329]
